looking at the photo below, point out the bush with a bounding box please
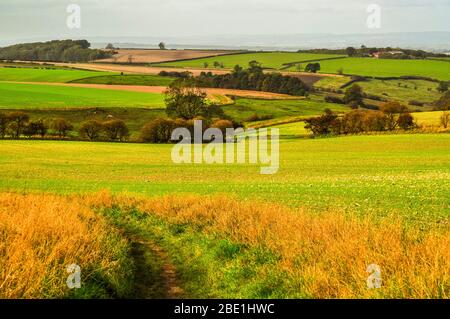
[51,118,73,138]
[397,113,415,130]
[324,95,345,104]
[409,100,425,107]
[304,110,339,136]
[103,119,129,141]
[441,111,450,128]
[6,111,29,139]
[0,112,12,139]
[343,84,364,106]
[79,120,103,141]
[140,118,176,143]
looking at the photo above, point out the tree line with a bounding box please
[305,101,419,136]
[194,61,308,96]
[0,112,128,141]
[0,40,112,62]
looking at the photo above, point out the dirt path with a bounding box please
[2,81,297,100]
[128,234,184,299]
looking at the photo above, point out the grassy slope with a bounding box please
[224,96,349,123]
[0,134,448,222]
[0,67,110,82]
[358,79,442,104]
[288,58,450,80]
[0,82,165,109]
[156,52,345,69]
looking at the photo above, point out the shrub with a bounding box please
[140,118,176,143]
[343,84,364,106]
[440,111,450,128]
[6,111,29,139]
[397,113,415,130]
[0,112,11,139]
[103,119,129,141]
[409,100,425,107]
[51,118,73,138]
[304,110,339,136]
[324,95,345,104]
[23,120,48,138]
[380,101,409,131]
[79,120,103,141]
[211,119,234,138]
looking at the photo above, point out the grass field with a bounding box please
[1,134,448,221]
[156,52,345,70]
[0,82,165,109]
[0,67,110,82]
[358,79,442,104]
[224,96,349,123]
[70,74,176,86]
[287,58,450,81]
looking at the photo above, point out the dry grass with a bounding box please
[88,192,450,299]
[0,193,128,299]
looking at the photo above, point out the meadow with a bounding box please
[0,82,166,109]
[0,134,449,298]
[1,134,448,221]
[155,52,345,70]
[288,57,450,81]
[0,67,110,82]
[70,74,176,86]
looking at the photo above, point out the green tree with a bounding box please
[79,120,103,141]
[346,47,357,57]
[7,112,29,139]
[165,80,209,120]
[437,81,449,93]
[159,42,166,50]
[103,119,129,141]
[51,118,73,138]
[343,84,364,106]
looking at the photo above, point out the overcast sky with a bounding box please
[1,0,449,41]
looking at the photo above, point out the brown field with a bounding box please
[96,49,241,64]
[4,81,296,100]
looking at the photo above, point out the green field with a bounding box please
[70,74,176,86]
[1,134,448,221]
[358,79,442,104]
[0,66,110,82]
[287,57,450,81]
[224,96,349,123]
[0,82,165,109]
[156,52,345,70]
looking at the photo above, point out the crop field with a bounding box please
[287,57,450,81]
[155,52,345,70]
[96,49,241,64]
[0,66,110,82]
[0,82,165,109]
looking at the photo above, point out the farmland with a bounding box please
[1,49,449,300]
[156,52,346,70]
[0,66,110,82]
[0,82,166,109]
[287,57,450,81]
[97,49,241,64]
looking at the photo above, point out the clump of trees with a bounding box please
[304,63,321,73]
[194,62,308,96]
[343,84,365,108]
[140,80,239,143]
[305,102,417,136]
[0,40,111,62]
[0,111,130,141]
[78,119,129,141]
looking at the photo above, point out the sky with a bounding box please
[0,0,449,41]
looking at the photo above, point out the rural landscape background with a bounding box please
[0,0,449,300]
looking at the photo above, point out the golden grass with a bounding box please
[88,192,450,299]
[1,191,448,299]
[0,193,128,299]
